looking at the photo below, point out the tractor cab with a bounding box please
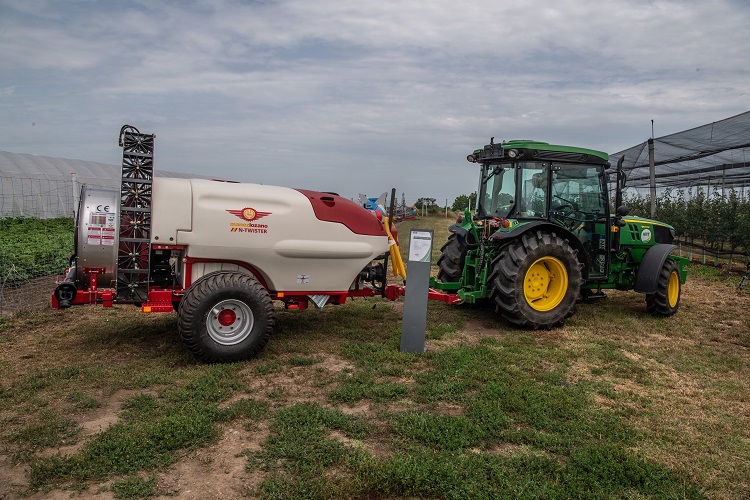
[469,140,611,278]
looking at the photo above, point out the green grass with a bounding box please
[9,409,80,460]
[111,475,158,499]
[26,381,232,488]
[0,217,74,287]
[0,216,746,498]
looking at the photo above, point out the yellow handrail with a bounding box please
[383,217,406,278]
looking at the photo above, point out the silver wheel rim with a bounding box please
[206,299,254,346]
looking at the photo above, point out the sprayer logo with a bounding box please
[227,207,271,222]
[227,207,271,234]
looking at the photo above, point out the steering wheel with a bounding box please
[552,203,575,212]
[552,194,579,211]
[551,209,591,231]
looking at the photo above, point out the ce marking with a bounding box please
[96,205,111,212]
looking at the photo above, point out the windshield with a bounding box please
[479,164,515,218]
[478,162,549,218]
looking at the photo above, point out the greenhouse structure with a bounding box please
[0,150,198,219]
[610,110,750,195]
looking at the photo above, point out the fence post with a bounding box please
[648,138,656,218]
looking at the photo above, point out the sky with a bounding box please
[1,0,749,205]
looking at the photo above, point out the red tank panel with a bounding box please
[295,189,386,237]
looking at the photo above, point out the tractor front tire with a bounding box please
[490,231,582,329]
[437,231,475,282]
[645,258,681,317]
[178,272,275,363]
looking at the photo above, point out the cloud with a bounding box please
[1,0,749,202]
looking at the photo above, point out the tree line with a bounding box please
[624,188,750,255]
[414,193,478,215]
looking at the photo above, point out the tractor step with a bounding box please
[581,290,607,301]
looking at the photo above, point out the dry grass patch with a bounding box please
[561,273,750,498]
[157,421,269,499]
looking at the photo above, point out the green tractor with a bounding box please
[433,139,688,328]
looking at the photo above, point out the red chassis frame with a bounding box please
[51,246,461,312]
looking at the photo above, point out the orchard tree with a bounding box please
[415,197,437,210]
[451,192,477,212]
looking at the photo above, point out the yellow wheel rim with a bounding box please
[523,256,568,312]
[668,270,680,308]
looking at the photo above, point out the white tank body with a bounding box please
[151,177,389,292]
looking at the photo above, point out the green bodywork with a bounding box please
[431,140,688,303]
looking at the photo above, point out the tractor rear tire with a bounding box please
[437,231,476,282]
[646,258,681,317]
[178,271,275,363]
[489,230,582,329]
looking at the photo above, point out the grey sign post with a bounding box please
[400,229,434,353]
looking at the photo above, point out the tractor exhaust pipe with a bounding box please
[614,155,626,211]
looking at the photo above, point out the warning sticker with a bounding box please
[90,213,106,227]
[87,212,117,246]
[296,274,310,284]
[87,227,102,245]
[89,212,116,227]
[101,227,116,246]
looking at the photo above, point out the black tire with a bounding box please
[489,230,583,329]
[178,271,274,363]
[437,231,476,282]
[646,258,681,317]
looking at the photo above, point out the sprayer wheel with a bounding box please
[178,271,274,363]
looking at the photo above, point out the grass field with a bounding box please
[0,218,74,287]
[0,216,748,499]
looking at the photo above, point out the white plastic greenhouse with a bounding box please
[0,150,198,219]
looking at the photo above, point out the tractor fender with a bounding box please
[447,224,478,248]
[633,244,677,294]
[447,223,466,235]
[491,221,590,278]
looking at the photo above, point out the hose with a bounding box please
[383,217,406,278]
[118,125,141,147]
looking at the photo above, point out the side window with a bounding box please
[551,166,605,216]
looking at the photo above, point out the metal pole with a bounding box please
[648,138,656,218]
[71,172,78,219]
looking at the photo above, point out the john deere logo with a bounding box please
[227,207,271,222]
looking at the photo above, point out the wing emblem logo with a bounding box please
[226,207,271,222]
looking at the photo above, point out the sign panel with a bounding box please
[400,229,433,353]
